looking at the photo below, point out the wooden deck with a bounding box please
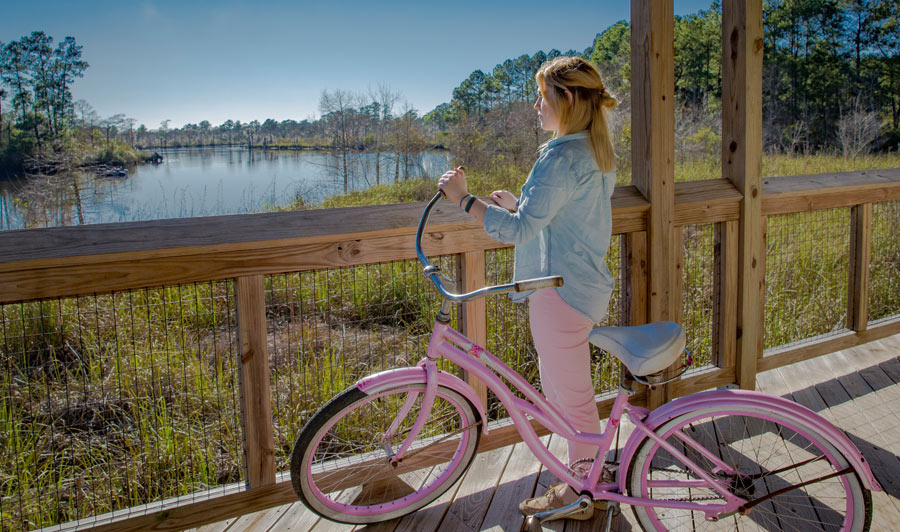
[191,334,900,532]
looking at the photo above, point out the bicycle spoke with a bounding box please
[628,407,869,531]
[292,384,481,523]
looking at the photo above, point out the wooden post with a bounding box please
[714,221,739,371]
[632,0,676,409]
[622,232,649,328]
[234,275,276,487]
[661,227,684,403]
[723,0,764,390]
[460,250,488,408]
[848,203,872,332]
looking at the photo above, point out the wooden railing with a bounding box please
[1,168,898,531]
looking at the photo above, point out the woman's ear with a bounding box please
[563,88,574,106]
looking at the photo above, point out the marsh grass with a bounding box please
[870,200,900,324]
[1,153,899,530]
[0,285,245,530]
[764,208,853,349]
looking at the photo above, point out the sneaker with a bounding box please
[518,483,594,520]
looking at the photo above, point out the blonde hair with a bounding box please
[535,56,617,172]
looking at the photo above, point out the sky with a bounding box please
[2,0,716,130]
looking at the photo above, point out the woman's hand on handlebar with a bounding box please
[437,166,468,205]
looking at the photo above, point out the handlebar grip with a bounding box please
[513,276,564,292]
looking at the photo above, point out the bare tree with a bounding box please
[393,102,425,182]
[837,98,880,159]
[368,84,401,185]
[320,89,366,193]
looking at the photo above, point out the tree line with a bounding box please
[427,0,898,165]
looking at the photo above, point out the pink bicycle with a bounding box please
[290,192,880,531]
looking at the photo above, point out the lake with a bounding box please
[0,147,453,230]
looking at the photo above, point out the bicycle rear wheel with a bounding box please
[626,405,871,531]
[290,382,481,524]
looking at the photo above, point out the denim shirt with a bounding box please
[482,131,615,323]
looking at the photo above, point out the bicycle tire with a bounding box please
[290,382,482,524]
[626,405,872,531]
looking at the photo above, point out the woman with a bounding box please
[438,55,617,520]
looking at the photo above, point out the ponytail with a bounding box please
[535,57,617,172]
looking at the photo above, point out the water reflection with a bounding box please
[0,147,452,230]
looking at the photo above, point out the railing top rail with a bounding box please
[0,186,648,271]
[762,168,900,215]
[1,169,898,305]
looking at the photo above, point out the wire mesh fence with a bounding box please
[266,256,460,473]
[0,283,244,531]
[681,224,715,369]
[2,200,895,530]
[764,208,851,351]
[869,200,900,324]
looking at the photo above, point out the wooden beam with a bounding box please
[848,203,873,332]
[714,220,739,370]
[621,232,648,328]
[762,169,900,215]
[234,275,275,488]
[4,171,897,306]
[723,0,764,390]
[460,250,488,408]
[632,0,676,409]
[674,179,742,225]
[656,227,684,405]
[631,0,677,329]
[0,228,505,305]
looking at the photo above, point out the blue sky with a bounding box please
[2,0,715,129]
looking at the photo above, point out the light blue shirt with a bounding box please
[482,131,615,323]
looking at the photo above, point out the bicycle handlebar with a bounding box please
[416,191,563,302]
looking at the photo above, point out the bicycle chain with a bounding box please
[644,466,729,502]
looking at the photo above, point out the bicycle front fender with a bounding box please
[356,366,489,435]
[618,389,881,492]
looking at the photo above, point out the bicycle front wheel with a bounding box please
[626,406,871,531]
[290,382,482,524]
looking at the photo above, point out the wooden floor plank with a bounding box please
[191,516,238,532]
[267,501,323,532]
[436,445,514,532]
[221,504,292,532]
[877,354,900,384]
[757,351,900,530]
[387,466,465,532]
[308,516,356,532]
[530,435,568,532]
[478,439,545,532]
[783,349,900,528]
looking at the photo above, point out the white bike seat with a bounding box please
[588,322,686,376]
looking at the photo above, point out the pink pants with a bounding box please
[529,288,602,466]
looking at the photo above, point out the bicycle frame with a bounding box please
[358,319,752,519]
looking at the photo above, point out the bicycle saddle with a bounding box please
[588,322,686,377]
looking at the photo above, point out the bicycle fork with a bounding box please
[380,359,440,465]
